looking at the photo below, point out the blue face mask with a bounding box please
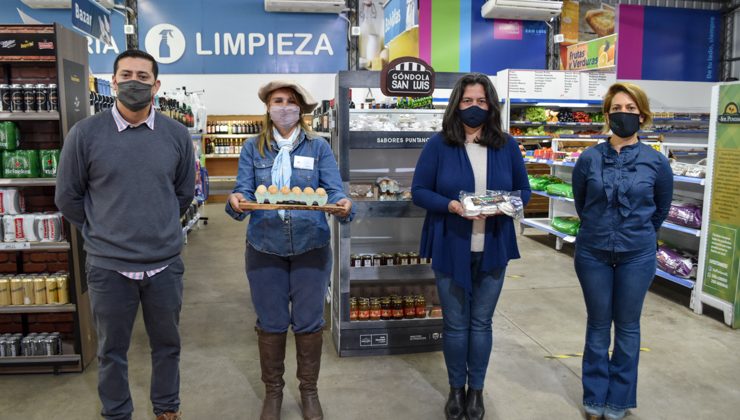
[458,105,489,128]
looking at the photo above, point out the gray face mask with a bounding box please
[116,80,153,111]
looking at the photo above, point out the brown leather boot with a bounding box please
[257,328,287,420]
[295,331,324,420]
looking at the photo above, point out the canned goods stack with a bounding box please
[2,212,65,242]
[0,83,57,113]
[0,332,63,357]
[0,272,69,306]
[349,294,428,321]
[0,188,25,215]
[350,251,430,267]
[0,121,20,151]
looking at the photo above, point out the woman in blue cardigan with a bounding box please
[412,73,531,420]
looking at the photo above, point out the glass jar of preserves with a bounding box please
[415,295,426,318]
[391,296,404,319]
[380,297,391,320]
[349,297,358,321]
[358,298,370,320]
[381,253,394,266]
[372,254,382,267]
[408,252,419,265]
[369,298,381,321]
[403,295,416,319]
[398,253,410,265]
[350,254,361,268]
[361,254,373,267]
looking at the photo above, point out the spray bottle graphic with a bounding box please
[159,29,174,59]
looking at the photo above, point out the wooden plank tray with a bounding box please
[237,201,342,212]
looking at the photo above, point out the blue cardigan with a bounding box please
[411,133,531,295]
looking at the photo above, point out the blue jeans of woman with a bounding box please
[435,252,506,390]
[574,244,656,410]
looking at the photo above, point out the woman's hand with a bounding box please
[448,199,487,220]
[228,193,247,213]
[328,198,352,218]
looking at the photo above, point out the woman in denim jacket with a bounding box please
[226,80,353,420]
[572,82,673,420]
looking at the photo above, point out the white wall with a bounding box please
[156,74,337,115]
[619,79,716,112]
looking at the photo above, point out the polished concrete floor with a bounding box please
[2,203,739,420]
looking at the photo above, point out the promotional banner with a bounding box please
[560,0,615,46]
[565,34,616,71]
[383,0,418,46]
[358,0,385,70]
[137,0,347,74]
[71,0,112,46]
[0,1,126,74]
[617,5,720,82]
[419,0,547,74]
[702,83,740,328]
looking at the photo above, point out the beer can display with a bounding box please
[3,150,41,178]
[40,149,60,178]
[0,83,10,111]
[10,84,23,112]
[45,277,58,304]
[33,277,47,305]
[48,84,58,111]
[35,84,49,112]
[0,278,11,306]
[56,274,69,304]
[22,278,34,304]
[10,278,23,305]
[0,188,25,215]
[22,84,35,112]
[0,121,20,151]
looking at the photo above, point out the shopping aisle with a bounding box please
[1,203,739,419]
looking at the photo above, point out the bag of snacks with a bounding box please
[551,216,580,236]
[459,190,524,219]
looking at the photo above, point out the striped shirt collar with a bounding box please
[112,102,156,132]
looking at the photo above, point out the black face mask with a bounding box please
[608,112,641,138]
[116,80,154,112]
[458,106,489,128]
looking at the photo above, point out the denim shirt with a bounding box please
[572,140,673,252]
[225,130,353,256]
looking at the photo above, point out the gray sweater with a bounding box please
[55,109,195,271]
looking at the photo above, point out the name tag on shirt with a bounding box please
[294,156,315,170]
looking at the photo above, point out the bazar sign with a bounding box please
[71,0,112,47]
[137,0,347,74]
[384,0,418,45]
[381,57,435,98]
[566,34,616,71]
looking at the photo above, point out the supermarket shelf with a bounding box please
[645,130,709,135]
[0,112,59,121]
[531,190,574,203]
[0,242,70,251]
[349,131,436,149]
[673,175,705,186]
[340,317,442,330]
[509,99,602,105]
[0,354,80,367]
[653,118,709,123]
[0,304,76,314]
[182,212,201,236]
[523,158,576,167]
[661,221,701,237]
[557,134,609,139]
[510,121,604,126]
[514,136,552,140]
[204,154,240,159]
[204,134,251,138]
[350,109,444,114]
[349,264,434,282]
[519,218,577,243]
[353,200,425,218]
[672,151,707,158]
[0,178,56,187]
[655,268,695,289]
[209,176,237,182]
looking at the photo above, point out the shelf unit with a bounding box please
[330,71,465,356]
[0,24,94,374]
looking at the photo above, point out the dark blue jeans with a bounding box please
[86,259,184,420]
[574,244,656,411]
[435,253,506,390]
[246,244,331,334]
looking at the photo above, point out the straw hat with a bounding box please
[258,80,318,114]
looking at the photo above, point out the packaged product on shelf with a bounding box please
[10,278,23,305]
[0,83,10,111]
[22,214,41,242]
[657,243,697,279]
[545,183,574,198]
[459,190,524,219]
[349,183,375,200]
[0,188,25,214]
[56,273,69,304]
[33,277,46,305]
[39,149,60,178]
[22,277,33,304]
[0,278,10,306]
[3,214,22,242]
[428,305,443,318]
[36,212,64,242]
[667,201,703,229]
[528,174,562,191]
[3,150,41,178]
[45,277,58,304]
[0,121,20,151]
[551,216,581,236]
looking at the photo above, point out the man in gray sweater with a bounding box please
[55,49,194,420]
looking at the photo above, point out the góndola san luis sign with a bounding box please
[381,57,435,98]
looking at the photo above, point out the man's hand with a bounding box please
[448,199,486,220]
[228,193,247,213]
[328,198,352,218]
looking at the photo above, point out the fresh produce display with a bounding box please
[590,112,605,122]
[546,109,559,123]
[524,107,547,122]
[558,109,574,122]
[572,111,591,123]
[546,183,574,198]
[509,127,524,136]
[525,126,547,136]
[551,216,580,236]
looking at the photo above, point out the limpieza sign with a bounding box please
[381,57,435,98]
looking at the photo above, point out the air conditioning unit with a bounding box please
[264,0,347,14]
[481,0,563,21]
